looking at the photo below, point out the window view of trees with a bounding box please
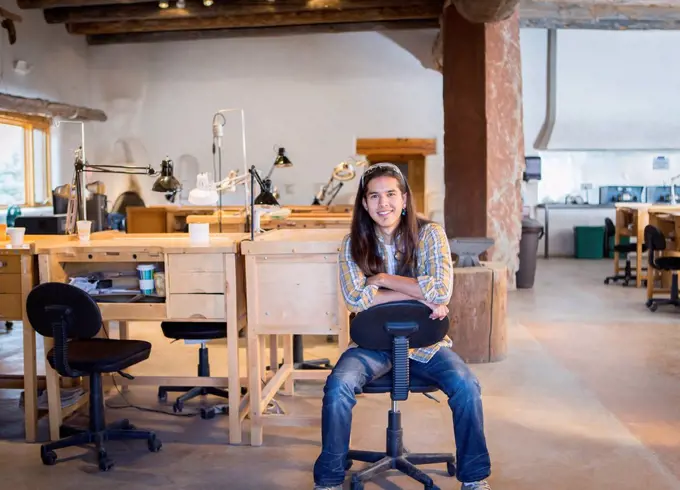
[0,123,25,206]
[0,116,50,207]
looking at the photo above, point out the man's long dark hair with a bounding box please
[350,163,429,277]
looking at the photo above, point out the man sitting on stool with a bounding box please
[312,163,492,490]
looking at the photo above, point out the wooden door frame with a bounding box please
[355,138,436,215]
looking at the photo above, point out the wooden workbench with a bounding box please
[241,229,350,446]
[186,208,353,233]
[34,233,249,444]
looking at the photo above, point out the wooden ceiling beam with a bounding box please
[67,4,443,35]
[86,18,440,45]
[44,0,441,24]
[0,92,107,122]
[520,0,680,29]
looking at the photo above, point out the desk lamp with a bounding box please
[256,146,292,205]
[313,158,367,205]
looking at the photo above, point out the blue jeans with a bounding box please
[313,346,491,486]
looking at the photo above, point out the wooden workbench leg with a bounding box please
[117,321,130,393]
[636,242,643,288]
[225,257,242,445]
[20,255,38,442]
[43,337,63,442]
[248,333,263,446]
[282,335,294,396]
[269,335,278,374]
[22,319,38,442]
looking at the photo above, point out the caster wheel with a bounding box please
[604,278,610,285]
[344,459,353,470]
[200,408,216,420]
[648,302,658,312]
[446,461,457,477]
[40,448,57,466]
[98,451,114,472]
[173,401,183,413]
[646,299,653,307]
[147,435,162,453]
[350,480,364,490]
[623,280,629,287]
[5,321,13,330]
[157,391,168,402]
[121,419,136,430]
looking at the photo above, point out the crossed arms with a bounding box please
[338,223,453,319]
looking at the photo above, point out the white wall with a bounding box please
[520,28,680,206]
[85,31,445,215]
[0,0,90,198]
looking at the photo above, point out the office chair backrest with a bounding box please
[27,283,103,377]
[604,217,615,238]
[644,225,666,270]
[350,300,449,350]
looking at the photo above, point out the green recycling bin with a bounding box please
[573,226,605,259]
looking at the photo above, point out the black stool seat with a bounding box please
[161,321,226,340]
[362,374,438,394]
[655,256,680,270]
[614,243,647,254]
[48,339,151,373]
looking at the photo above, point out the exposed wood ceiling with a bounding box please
[15,0,680,46]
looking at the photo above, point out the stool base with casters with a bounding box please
[157,322,247,419]
[346,396,456,490]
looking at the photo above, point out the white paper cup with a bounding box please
[6,227,25,248]
[77,220,92,242]
[189,223,210,245]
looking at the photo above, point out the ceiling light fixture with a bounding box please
[158,0,169,7]
[203,0,213,5]
[176,0,185,7]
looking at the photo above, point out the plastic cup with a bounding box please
[136,264,156,295]
[7,227,25,248]
[77,220,92,243]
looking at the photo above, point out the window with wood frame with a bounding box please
[0,112,51,207]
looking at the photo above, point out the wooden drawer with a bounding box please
[168,272,225,294]
[168,294,225,320]
[0,256,21,274]
[168,254,224,273]
[0,294,22,320]
[0,274,21,294]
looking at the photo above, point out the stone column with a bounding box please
[441,4,525,288]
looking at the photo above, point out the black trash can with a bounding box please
[516,217,545,289]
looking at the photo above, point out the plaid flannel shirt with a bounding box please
[339,222,454,363]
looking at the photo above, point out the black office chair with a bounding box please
[157,322,245,419]
[644,225,680,312]
[26,282,161,471]
[604,217,647,286]
[345,300,456,490]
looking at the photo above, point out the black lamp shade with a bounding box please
[152,157,181,193]
[273,147,292,167]
[255,178,279,205]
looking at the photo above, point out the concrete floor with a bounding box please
[1,258,679,489]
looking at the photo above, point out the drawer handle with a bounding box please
[0,261,5,268]
[189,313,207,319]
